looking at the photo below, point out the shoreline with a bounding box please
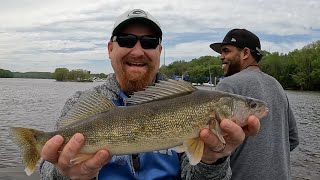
[0,167,40,180]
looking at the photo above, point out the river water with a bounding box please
[0,78,319,179]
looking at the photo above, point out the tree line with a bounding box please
[0,68,108,81]
[0,69,53,79]
[160,40,320,91]
[53,68,108,81]
[0,69,14,78]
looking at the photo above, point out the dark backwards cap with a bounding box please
[112,9,162,37]
[210,29,263,61]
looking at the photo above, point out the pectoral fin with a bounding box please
[184,138,204,165]
[171,144,186,153]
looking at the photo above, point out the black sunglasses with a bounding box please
[111,34,161,49]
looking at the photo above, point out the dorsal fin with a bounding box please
[126,79,197,105]
[59,91,115,128]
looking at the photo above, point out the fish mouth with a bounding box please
[263,107,269,117]
[257,107,269,119]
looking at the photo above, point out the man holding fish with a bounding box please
[10,9,265,180]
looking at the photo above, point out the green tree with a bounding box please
[308,41,320,90]
[54,68,69,81]
[68,69,91,81]
[160,56,222,83]
[259,52,296,88]
[160,40,320,90]
[185,56,222,83]
[286,41,320,90]
[13,72,53,79]
[0,69,13,78]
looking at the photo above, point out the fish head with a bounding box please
[214,95,269,127]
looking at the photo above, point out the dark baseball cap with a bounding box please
[112,9,162,37]
[210,29,263,60]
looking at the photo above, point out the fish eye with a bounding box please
[247,99,257,109]
[250,101,257,109]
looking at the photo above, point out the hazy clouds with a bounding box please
[0,0,319,73]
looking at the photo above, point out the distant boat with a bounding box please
[202,82,215,87]
[191,83,201,86]
[92,77,107,82]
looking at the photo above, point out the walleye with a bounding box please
[9,79,268,176]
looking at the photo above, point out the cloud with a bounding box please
[0,0,319,73]
[163,40,217,65]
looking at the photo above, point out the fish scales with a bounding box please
[55,90,216,154]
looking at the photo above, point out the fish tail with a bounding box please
[9,127,47,176]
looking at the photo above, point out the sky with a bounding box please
[0,0,319,74]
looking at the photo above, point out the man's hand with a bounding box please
[41,133,111,180]
[200,115,260,164]
[242,115,261,136]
